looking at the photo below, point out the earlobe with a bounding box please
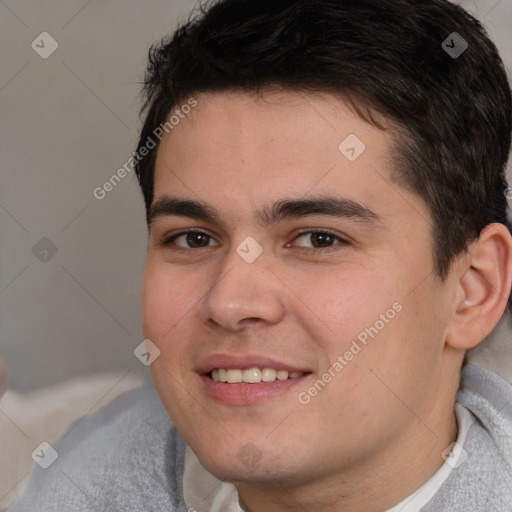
[447,223,512,350]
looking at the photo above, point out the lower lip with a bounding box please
[200,374,310,404]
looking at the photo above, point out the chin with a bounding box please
[198,440,317,488]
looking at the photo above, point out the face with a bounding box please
[142,91,456,486]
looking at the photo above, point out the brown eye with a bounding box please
[292,230,346,249]
[164,231,219,249]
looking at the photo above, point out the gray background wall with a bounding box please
[1,0,512,392]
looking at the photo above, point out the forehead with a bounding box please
[156,90,390,166]
[152,90,428,228]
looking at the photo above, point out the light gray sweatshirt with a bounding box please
[8,364,512,511]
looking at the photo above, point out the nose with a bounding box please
[198,246,287,332]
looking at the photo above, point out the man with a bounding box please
[10,0,512,510]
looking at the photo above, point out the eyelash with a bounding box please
[161,228,349,255]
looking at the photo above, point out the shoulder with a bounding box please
[8,384,187,512]
[423,365,512,511]
[458,363,512,419]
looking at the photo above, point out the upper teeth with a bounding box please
[211,368,304,384]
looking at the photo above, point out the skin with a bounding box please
[141,90,512,512]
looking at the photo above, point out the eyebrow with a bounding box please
[148,195,382,229]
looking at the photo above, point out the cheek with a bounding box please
[141,262,210,380]
[141,265,201,414]
[141,262,197,336]
[302,268,421,397]
[141,270,170,336]
[298,269,398,351]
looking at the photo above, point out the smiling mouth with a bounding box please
[209,368,309,384]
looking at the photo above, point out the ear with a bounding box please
[446,223,512,350]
